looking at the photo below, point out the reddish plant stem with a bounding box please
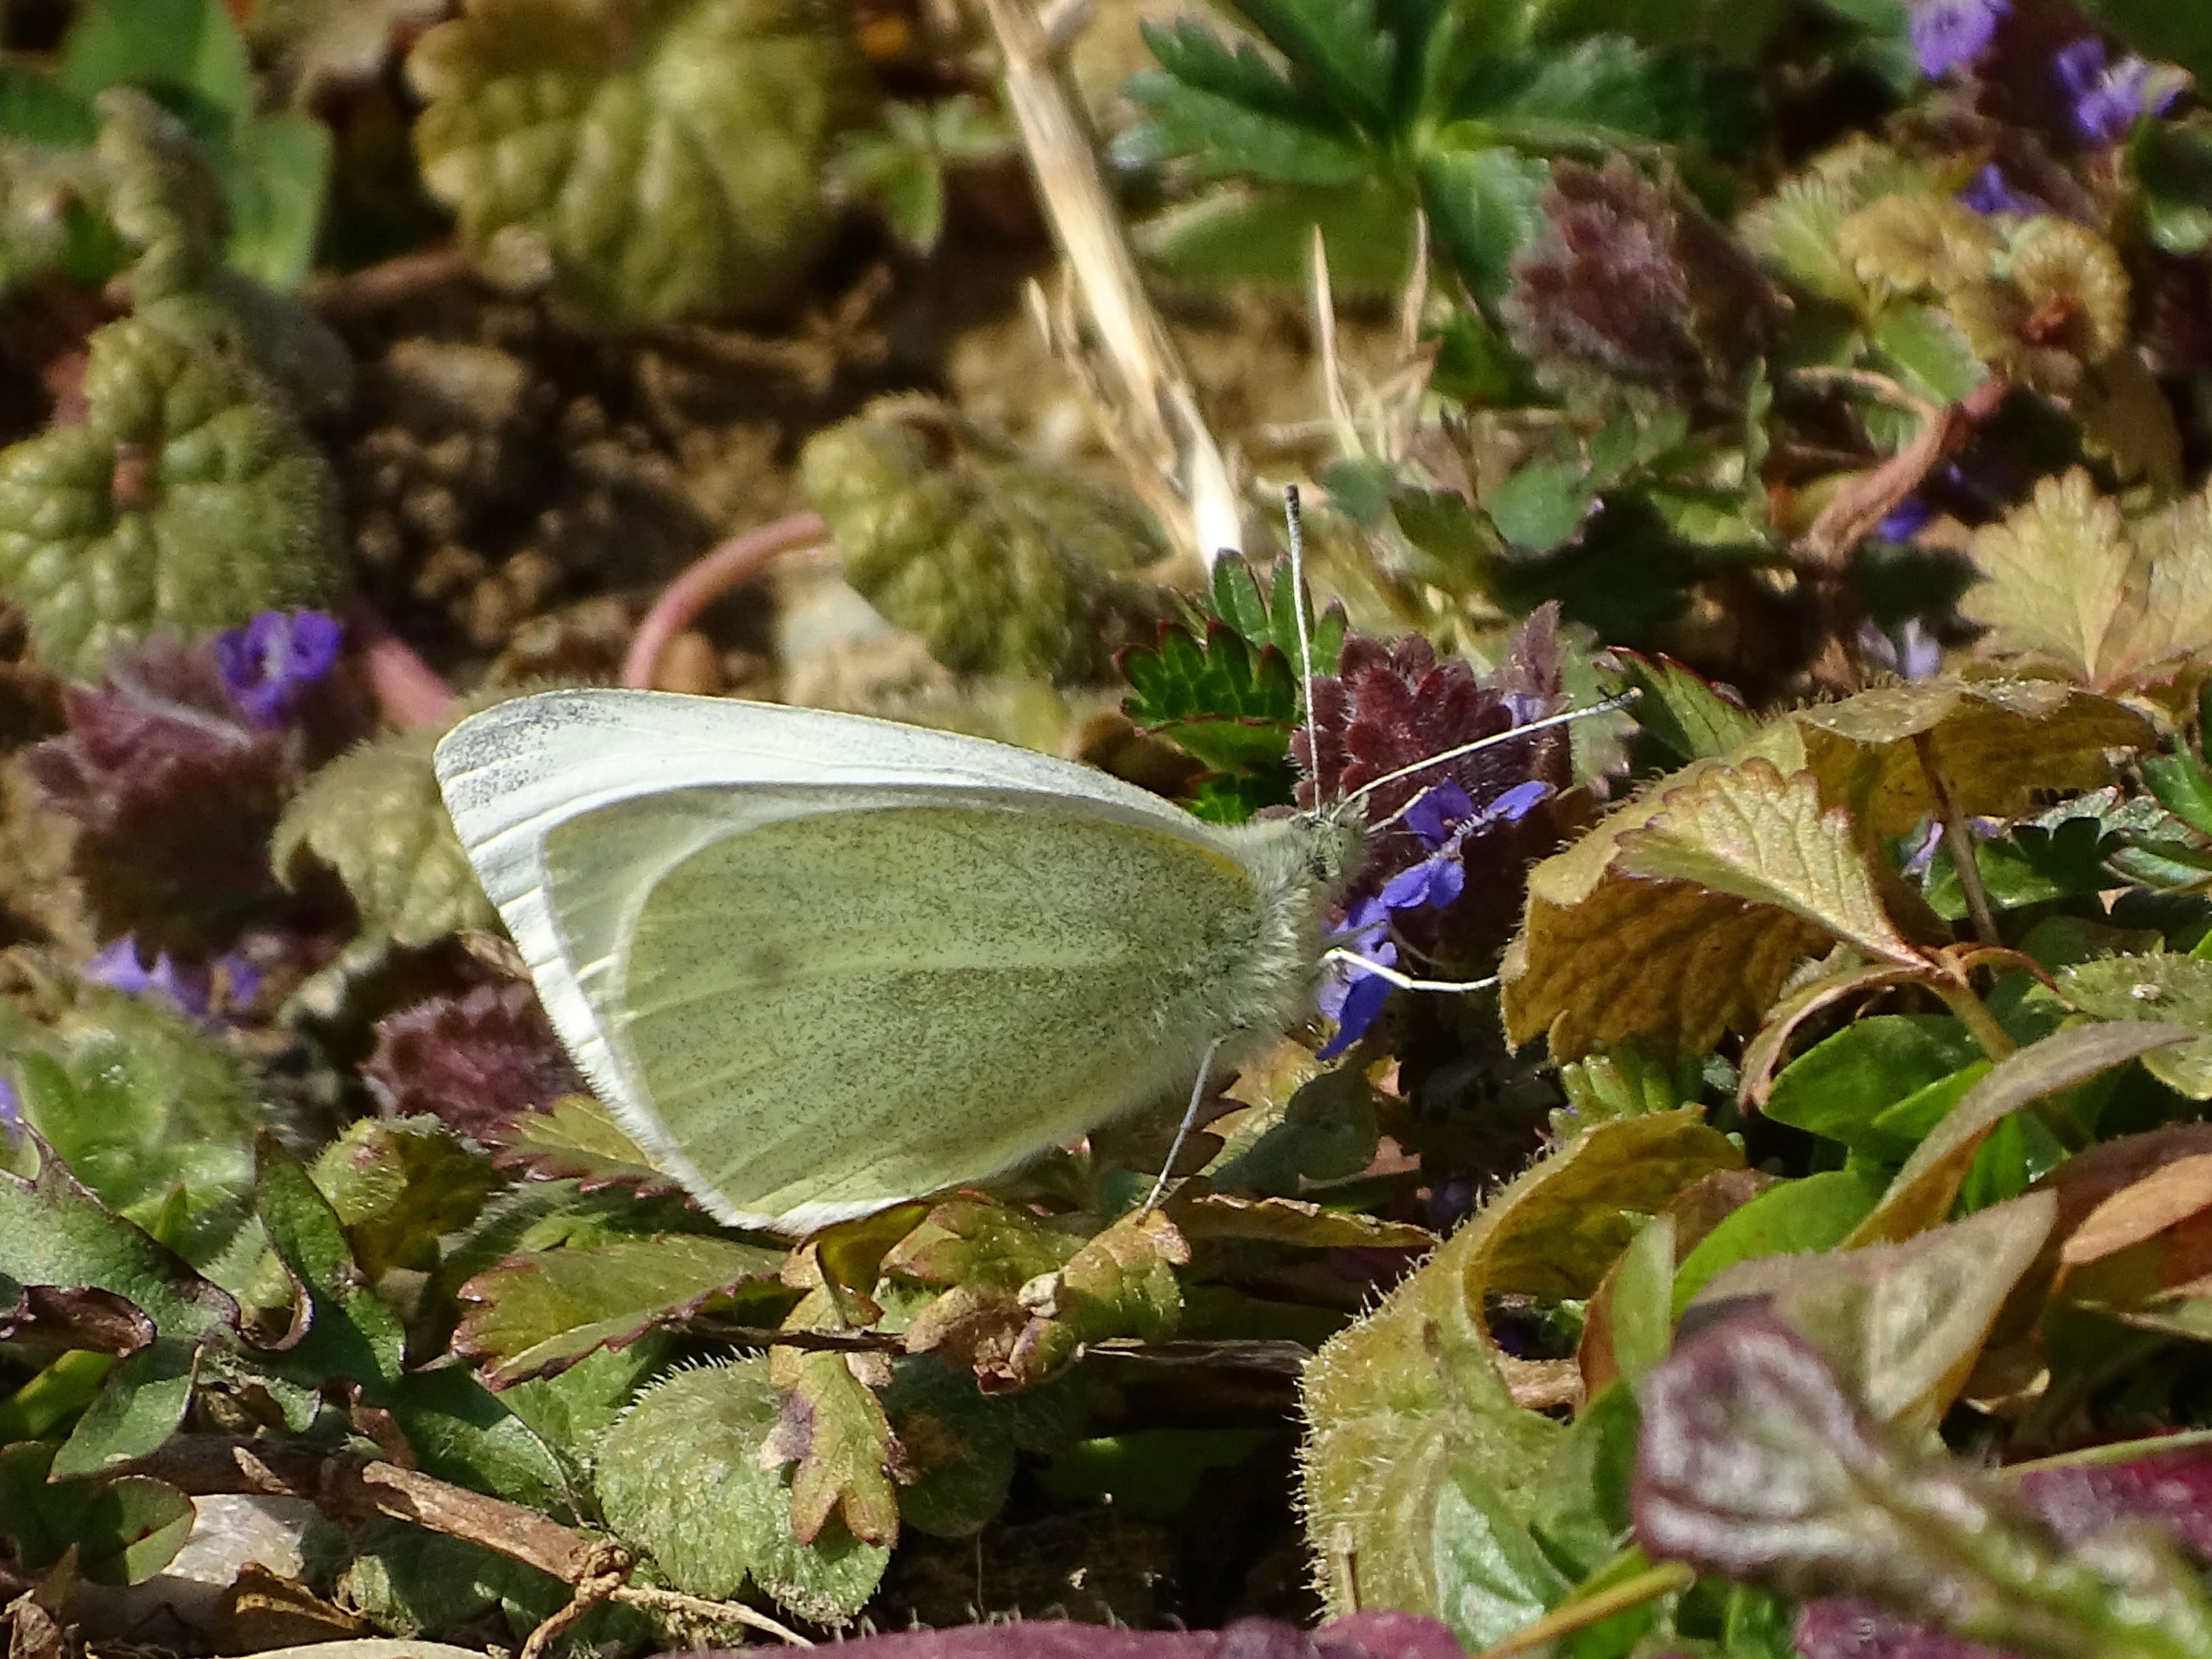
[310,244,476,319]
[344,596,456,728]
[621,510,830,690]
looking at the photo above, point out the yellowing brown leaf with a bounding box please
[1964,469,2212,690]
[1504,753,1913,1058]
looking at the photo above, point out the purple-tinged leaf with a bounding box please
[1797,1598,2017,1659]
[1634,1309,2212,1659]
[2022,1444,2212,1560]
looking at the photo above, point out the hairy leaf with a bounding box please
[456,1234,789,1386]
[407,0,869,324]
[0,315,343,677]
[597,1358,890,1623]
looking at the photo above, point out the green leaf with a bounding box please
[310,1116,498,1281]
[2132,120,2212,256]
[62,0,252,116]
[1485,455,1597,555]
[1852,1022,2197,1245]
[2144,752,2212,839]
[454,1234,791,1387]
[1124,69,1370,187]
[1214,0,1397,134]
[0,313,344,678]
[801,409,1168,685]
[1672,1167,1884,1313]
[1418,146,1547,303]
[0,1441,193,1585]
[1601,650,1759,765]
[0,67,98,147]
[274,717,499,948]
[1136,178,1418,292]
[1874,302,1989,403]
[52,1338,197,1475]
[406,0,869,324]
[2058,954,2212,1099]
[1764,1016,1985,1155]
[1432,1462,1572,1649]
[1301,1113,1739,1637]
[596,1359,891,1625]
[216,111,333,291]
[880,1357,1019,1540]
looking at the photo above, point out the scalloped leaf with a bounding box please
[0,314,343,678]
[1301,1112,1739,1638]
[274,716,498,947]
[406,0,869,324]
[801,408,1169,684]
[1964,469,2212,692]
[2059,954,2212,1099]
[1503,751,1919,1060]
[455,1233,790,1387]
[310,1116,498,1281]
[998,1208,1192,1388]
[497,1091,680,1194]
[597,1359,890,1623]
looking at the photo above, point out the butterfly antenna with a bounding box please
[1284,484,1321,792]
[1344,691,1641,812]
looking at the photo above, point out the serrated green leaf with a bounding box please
[1135,177,1418,292]
[1604,650,1758,763]
[1485,455,1596,554]
[274,717,498,947]
[1125,71,1370,187]
[0,314,344,678]
[597,1360,890,1624]
[310,1116,498,1280]
[455,1234,790,1386]
[1215,0,1397,134]
[407,0,869,324]
[1418,145,1546,304]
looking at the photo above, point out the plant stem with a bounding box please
[1932,973,2017,1062]
[1914,730,2001,948]
[1472,1562,1697,1658]
[621,509,829,689]
[344,596,455,728]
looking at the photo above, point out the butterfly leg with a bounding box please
[1321,947,1500,995]
[1143,1034,1230,1213]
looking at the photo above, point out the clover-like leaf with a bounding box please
[1965,470,2212,692]
[273,714,498,947]
[1301,1112,1739,1641]
[2059,953,2212,1099]
[407,0,869,325]
[455,1234,790,1387]
[0,316,344,678]
[801,405,1169,686]
[1503,751,1916,1060]
[1635,1310,2212,1659]
[598,1358,891,1624]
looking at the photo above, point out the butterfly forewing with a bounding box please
[540,789,1270,1231]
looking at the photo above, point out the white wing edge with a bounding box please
[431,688,1222,1234]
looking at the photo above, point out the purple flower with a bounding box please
[1377,778,1552,919]
[1318,898,1396,1060]
[213,609,342,728]
[1857,616,1944,681]
[86,936,260,1023]
[2056,38,2183,145]
[0,1074,18,1143]
[1910,0,2008,77]
[1876,497,1933,542]
[1958,164,2039,216]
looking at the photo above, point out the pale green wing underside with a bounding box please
[541,787,1267,1231]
